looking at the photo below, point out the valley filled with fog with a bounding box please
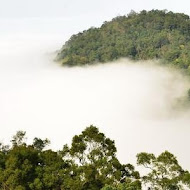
[0,18,190,171]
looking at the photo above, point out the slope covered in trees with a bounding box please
[56,10,190,72]
[0,126,190,190]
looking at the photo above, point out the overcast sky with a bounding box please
[0,0,189,38]
[1,0,190,20]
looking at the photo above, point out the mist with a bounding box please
[0,18,190,171]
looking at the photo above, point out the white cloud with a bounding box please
[0,18,190,172]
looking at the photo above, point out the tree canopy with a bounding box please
[137,151,190,189]
[56,10,190,73]
[0,126,189,189]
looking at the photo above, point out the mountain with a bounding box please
[56,10,190,72]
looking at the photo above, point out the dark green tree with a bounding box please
[33,137,50,151]
[62,125,140,190]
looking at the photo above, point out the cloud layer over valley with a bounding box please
[0,19,190,171]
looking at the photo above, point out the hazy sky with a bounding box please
[1,0,190,22]
[0,0,190,172]
[1,0,190,44]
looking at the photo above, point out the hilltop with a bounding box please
[56,10,190,72]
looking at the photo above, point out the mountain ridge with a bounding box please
[56,9,190,72]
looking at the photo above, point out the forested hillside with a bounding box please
[57,10,190,72]
[0,126,190,190]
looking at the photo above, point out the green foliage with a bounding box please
[0,129,189,189]
[57,9,190,71]
[101,179,142,190]
[33,137,50,151]
[61,125,140,190]
[11,131,26,147]
[137,151,190,189]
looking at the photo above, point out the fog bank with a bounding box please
[0,19,190,171]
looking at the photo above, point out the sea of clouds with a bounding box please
[0,18,190,171]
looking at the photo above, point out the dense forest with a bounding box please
[0,126,189,190]
[56,9,190,73]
